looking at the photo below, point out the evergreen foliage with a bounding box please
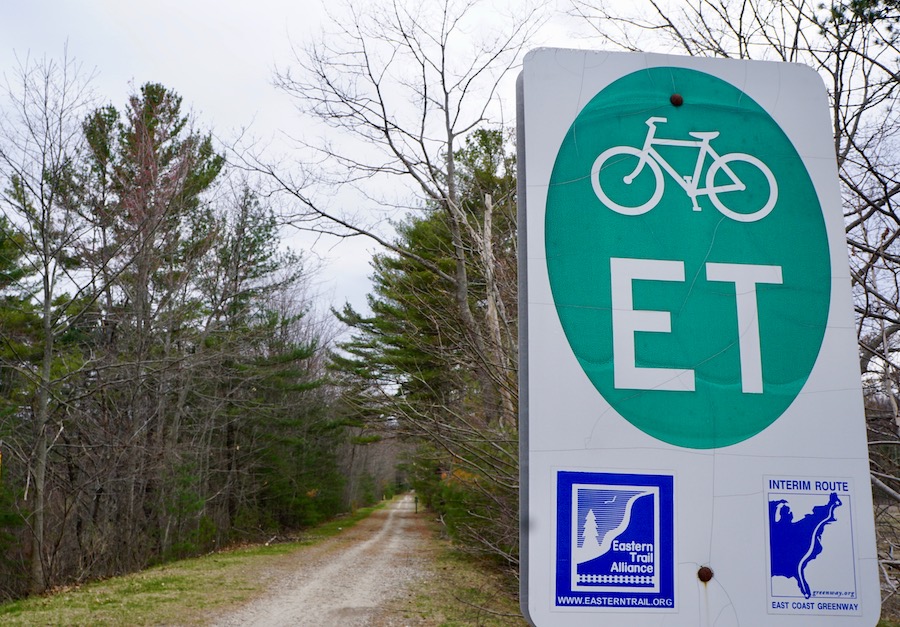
[0,70,394,599]
[331,129,519,567]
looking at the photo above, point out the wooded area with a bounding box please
[5,0,900,618]
[0,60,399,597]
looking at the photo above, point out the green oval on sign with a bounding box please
[545,67,831,449]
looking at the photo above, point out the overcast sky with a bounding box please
[1,1,320,136]
[0,0,583,315]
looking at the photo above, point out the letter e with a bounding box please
[610,258,695,391]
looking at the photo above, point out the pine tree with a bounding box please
[583,509,600,551]
[330,129,520,565]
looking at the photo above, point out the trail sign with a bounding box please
[518,49,880,626]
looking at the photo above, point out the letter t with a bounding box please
[705,262,783,393]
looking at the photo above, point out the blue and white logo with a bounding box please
[766,477,860,616]
[556,471,674,609]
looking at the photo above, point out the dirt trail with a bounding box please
[211,494,429,626]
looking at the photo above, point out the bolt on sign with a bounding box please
[517,49,880,626]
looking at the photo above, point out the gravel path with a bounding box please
[211,494,430,627]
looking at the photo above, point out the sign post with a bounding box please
[518,49,880,626]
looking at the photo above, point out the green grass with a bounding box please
[403,547,526,626]
[6,504,893,627]
[0,502,386,626]
[370,508,526,627]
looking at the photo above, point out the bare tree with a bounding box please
[259,0,542,431]
[246,0,543,567]
[0,51,95,593]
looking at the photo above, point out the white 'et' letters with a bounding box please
[611,258,782,394]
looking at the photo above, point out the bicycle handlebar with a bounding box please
[646,117,668,127]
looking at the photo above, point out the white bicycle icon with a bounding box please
[591,117,778,222]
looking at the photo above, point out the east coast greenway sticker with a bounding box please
[545,67,831,449]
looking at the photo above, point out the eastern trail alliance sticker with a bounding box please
[556,471,674,610]
[766,476,860,616]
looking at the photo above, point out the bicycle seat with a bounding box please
[688,131,719,140]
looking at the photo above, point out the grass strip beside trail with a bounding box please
[0,503,385,626]
[371,511,526,627]
[399,547,527,626]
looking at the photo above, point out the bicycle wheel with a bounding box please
[706,153,777,222]
[591,146,664,216]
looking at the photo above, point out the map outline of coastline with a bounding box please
[769,491,843,599]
